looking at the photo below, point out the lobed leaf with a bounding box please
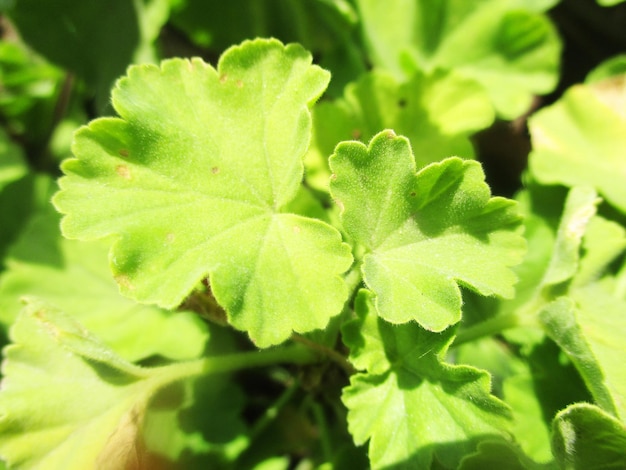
[0,200,209,362]
[305,68,494,191]
[330,131,525,331]
[342,290,512,469]
[53,38,353,347]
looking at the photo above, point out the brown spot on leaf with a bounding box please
[115,275,135,291]
[119,149,129,158]
[211,166,220,174]
[236,79,244,88]
[220,74,228,83]
[116,165,132,180]
[351,129,362,140]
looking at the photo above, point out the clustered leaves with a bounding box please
[1,1,626,469]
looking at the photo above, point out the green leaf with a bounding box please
[552,403,626,469]
[539,295,626,421]
[528,80,626,213]
[356,0,561,118]
[586,55,626,83]
[305,68,494,191]
[6,0,169,110]
[0,128,27,192]
[169,0,364,97]
[342,290,512,469]
[0,299,203,469]
[330,131,525,331]
[0,199,209,362]
[597,0,626,6]
[458,440,546,470]
[53,38,353,347]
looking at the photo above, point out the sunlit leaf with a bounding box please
[0,200,209,362]
[330,130,525,331]
[53,38,353,347]
[0,300,202,469]
[356,0,561,118]
[342,290,512,469]
[305,68,494,191]
[529,79,626,213]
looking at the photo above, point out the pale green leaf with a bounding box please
[53,38,352,347]
[330,131,525,331]
[0,300,200,469]
[356,0,561,118]
[552,403,626,469]
[540,186,599,287]
[0,203,209,362]
[342,290,512,469]
[305,68,494,191]
[529,80,626,213]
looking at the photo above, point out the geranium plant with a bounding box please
[0,1,625,468]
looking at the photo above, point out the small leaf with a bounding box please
[330,131,525,331]
[53,38,353,347]
[0,300,195,469]
[305,68,494,191]
[342,290,512,469]
[552,403,626,469]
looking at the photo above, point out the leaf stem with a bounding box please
[451,313,522,348]
[291,334,356,375]
[151,343,322,386]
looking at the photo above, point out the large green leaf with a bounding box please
[529,78,626,213]
[356,0,561,118]
[0,299,205,469]
[342,290,512,469]
[330,131,525,331]
[0,199,209,362]
[305,68,494,191]
[552,403,626,469]
[53,39,352,347]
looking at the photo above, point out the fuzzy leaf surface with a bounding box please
[53,39,352,347]
[0,202,209,362]
[552,403,626,469]
[0,299,196,469]
[529,80,626,213]
[356,0,561,118]
[330,131,525,331]
[342,290,512,469]
[305,69,494,191]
